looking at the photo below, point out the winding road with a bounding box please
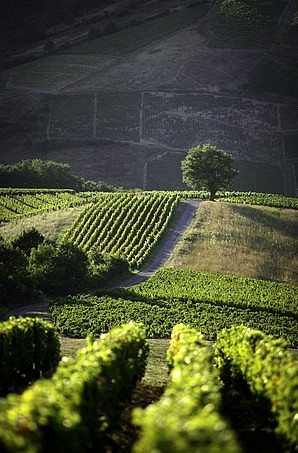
[7,199,201,319]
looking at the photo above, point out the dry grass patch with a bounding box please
[0,205,85,242]
[167,201,297,284]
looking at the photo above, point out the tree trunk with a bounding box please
[209,189,216,201]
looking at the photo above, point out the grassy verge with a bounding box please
[166,201,298,284]
[59,336,169,387]
[0,205,85,242]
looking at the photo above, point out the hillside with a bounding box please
[1,191,297,452]
[0,0,297,195]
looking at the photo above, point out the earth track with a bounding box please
[6,199,202,319]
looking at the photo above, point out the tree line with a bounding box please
[0,159,115,192]
[0,228,129,306]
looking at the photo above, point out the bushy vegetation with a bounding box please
[0,322,148,453]
[0,228,129,305]
[180,190,298,210]
[0,317,60,396]
[214,326,298,451]
[0,160,115,192]
[50,269,298,345]
[181,144,238,200]
[63,192,179,269]
[134,324,240,452]
[0,189,103,223]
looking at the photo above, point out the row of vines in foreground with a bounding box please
[135,324,298,452]
[0,322,148,453]
[63,192,179,269]
[50,269,298,345]
[1,322,296,452]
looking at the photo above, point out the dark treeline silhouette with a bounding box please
[0,159,115,192]
[1,0,114,31]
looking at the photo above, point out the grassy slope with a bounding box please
[166,201,298,284]
[0,205,85,242]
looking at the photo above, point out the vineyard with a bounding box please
[0,321,297,452]
[1,189,297,451]
[47,91,298,162]
[44,90,298,194]
[0,189,102,222]
[63,192,179,269]
[50,268,298,346]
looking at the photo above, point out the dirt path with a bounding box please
[116,199,201,287]
[7,199,202,319]
[6,299,53,321]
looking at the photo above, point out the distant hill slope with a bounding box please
[0,0,297,195]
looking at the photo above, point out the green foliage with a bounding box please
[0,189,99,223]
[0,223,131,304]
[181,144,238,200]
[0,241,33,304]
[29,241,89,296]
[177,190,298,209]
[133,324,240,453]
[214,326,298,451]
[64,192,179,269]
[50,269,298,345]
[0,160,112,192]
[87,250,129,284]
[0,317,60,396]
[0,322,148,453]
[217,191,298,209]
[11,228,45,256]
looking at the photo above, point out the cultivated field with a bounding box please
[1,190,297,452]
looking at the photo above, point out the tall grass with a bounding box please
[166,201,297,284]
[0,206,85,242]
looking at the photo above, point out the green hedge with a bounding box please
[133,324,240,452]
[214,326,298,451]
[176,190,298,209]
[0,322,148,452]
[0,317,60,396]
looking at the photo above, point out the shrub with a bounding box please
[214,326,298,451]
[0,317,60,396]
[0,322,148,452]
[133,324,240,452]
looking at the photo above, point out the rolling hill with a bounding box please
[0,0,297,195]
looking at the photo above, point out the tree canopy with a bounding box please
[0,159,116,191]
[181,144,238,200]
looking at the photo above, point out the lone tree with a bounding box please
[181,144,238,201]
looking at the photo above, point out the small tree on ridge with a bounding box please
[181,144,238,201]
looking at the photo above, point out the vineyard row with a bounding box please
[63,192,179,268]
[0,190,296,224]
[0,322,148,453]
[0,322,296,452]
[50,268,298,345]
